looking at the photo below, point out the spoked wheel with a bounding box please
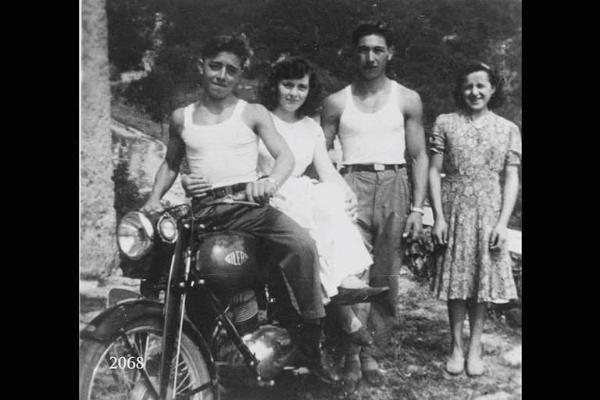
[79,318,215,400]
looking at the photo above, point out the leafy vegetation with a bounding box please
[108,0,521,127]
[107,0,522,229]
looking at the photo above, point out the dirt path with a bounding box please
[79,270,521,400]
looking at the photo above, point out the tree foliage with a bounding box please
[108,0,522,128]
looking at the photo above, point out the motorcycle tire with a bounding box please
[79,317,215,400]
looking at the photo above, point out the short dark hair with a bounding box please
[453,62,505,111]
[258,56,323,118]
[351,21,392,47]
[201,34,252,66]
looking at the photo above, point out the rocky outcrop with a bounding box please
[111,119,186,218]
[81,0,118,278]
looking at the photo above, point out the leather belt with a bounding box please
[194,182,248,202]
[339,163,406,174]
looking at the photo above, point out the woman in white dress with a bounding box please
[257,56,375,347]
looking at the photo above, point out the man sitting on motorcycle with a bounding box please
[140,34,337,383]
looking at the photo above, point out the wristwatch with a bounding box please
[410,206,425,216]
[262,177,279,191]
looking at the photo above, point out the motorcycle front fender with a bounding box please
[80,298,164,343]
[79,298,217,381]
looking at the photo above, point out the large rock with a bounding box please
[81,0,118,278]
[111,119,187,219]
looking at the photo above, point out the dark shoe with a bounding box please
[362,368,384,387]
[341,355,361,395]
[296,323,340,384]
[296,349,340,384]
[347,327,373,346]
[360,349,385,386]
[330,286,390,305]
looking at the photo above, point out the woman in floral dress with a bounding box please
[428,62,521,377]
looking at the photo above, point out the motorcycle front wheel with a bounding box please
[79,317,215,400]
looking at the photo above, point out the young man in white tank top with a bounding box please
[141,35,337,383]
[321,22,429,390]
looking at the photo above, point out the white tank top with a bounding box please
[338,80,406,164]
[181,100,258,189]
[257,113,324,177]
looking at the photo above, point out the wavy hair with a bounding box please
[351,21,392,47]
[201,34,253,67]
[258,56,323,118]
[453,62,505,111]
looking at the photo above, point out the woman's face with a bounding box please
[277,74,310,114]
[462,70,496,113]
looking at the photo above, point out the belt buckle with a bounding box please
[373,163,385,171]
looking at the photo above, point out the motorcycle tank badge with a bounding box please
[194,232,261,295]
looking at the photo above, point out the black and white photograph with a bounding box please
[79,1,522,399]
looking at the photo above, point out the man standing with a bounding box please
[321,22,428,389]
[141,34,336,383]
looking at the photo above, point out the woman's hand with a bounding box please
[489,223,508,251]
[344,190,358,221]
[181,174,211,198]
[432,218,448,246]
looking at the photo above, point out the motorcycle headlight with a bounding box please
[117,211,154,259]
[157,214,178,243]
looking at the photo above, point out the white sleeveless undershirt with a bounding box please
[181,100,258,189]
[338,80,406,165]
[257,113,324,178]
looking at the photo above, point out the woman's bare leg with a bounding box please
[466,300,486,376]
[446,299,467,374]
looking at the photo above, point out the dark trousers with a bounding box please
[193,201,325,320]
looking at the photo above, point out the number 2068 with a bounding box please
[108,356,145,369]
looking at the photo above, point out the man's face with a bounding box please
[355,34,392,80]
[199,51,243,99]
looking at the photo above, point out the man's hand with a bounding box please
[181,174,211,198]
[344,190,358,221]
[489,223,508,251]
[246,179,278,203]
[403,211,423,241]
[432,218,448,247]
[140,197,164,215]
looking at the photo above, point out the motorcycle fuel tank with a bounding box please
[194,232,261,295]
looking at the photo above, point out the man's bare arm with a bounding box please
[243,104,293,202]
[320,93,344,151]
[403,90,429,209]
[247,104,294,186]
[141,110,186,212]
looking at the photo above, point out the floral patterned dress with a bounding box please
[429,111,521,303]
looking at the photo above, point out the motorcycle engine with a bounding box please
[242,325,296,380]
[217,289,296,382]
[226,289,259,335]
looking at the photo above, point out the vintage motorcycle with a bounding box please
[79,193,387,400]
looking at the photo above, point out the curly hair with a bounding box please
[201,34,252,66]
[453,62,505,111]
[258,56,323,118]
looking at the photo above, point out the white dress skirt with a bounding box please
[258,114,372,297]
